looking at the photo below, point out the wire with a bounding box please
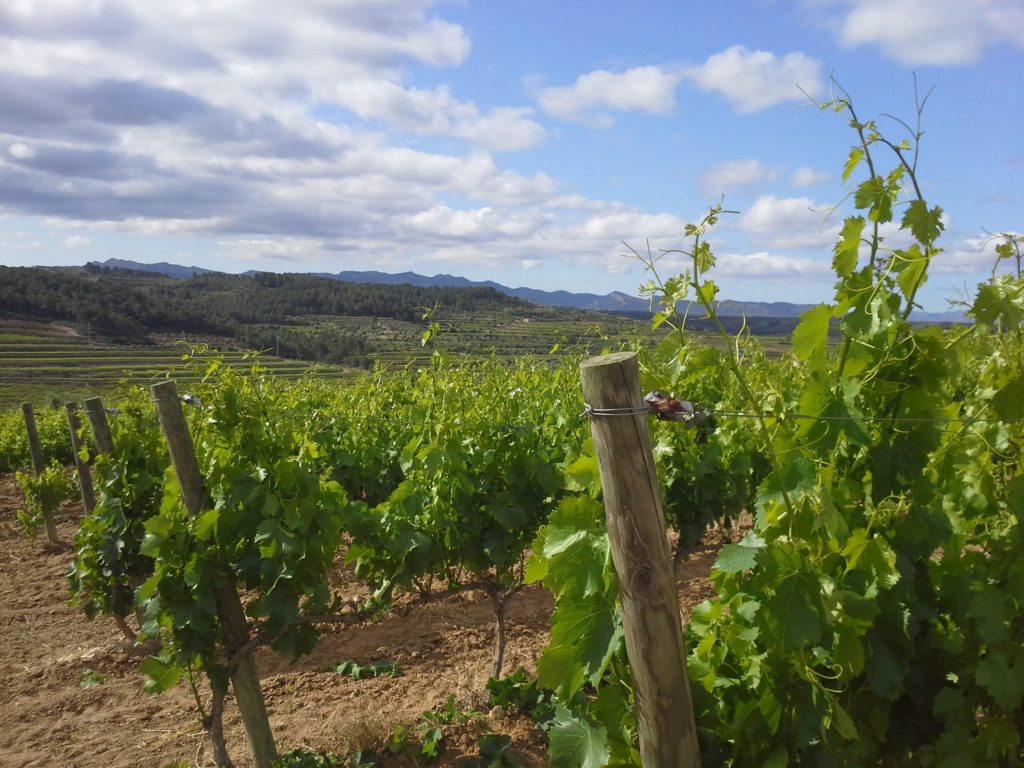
[713,410,1017,425]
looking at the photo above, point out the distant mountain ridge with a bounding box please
[92,258,967,322]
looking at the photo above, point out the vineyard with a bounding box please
[1,92,1022,768]
[0,320,361,410]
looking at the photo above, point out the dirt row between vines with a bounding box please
[0,473,722,768]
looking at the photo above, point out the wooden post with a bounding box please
[83,397,115,455]
[65,402,96,513]
[151,380,279,768]
[20,403,45,475]
[22,402,61,544]
[579,351,702,768]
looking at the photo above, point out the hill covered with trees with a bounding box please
[0,265,533,359]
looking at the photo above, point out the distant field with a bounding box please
[0,320,358,409]
[0,313,792,409]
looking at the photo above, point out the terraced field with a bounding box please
[310,308,660,366]
[0,320,358,408]
[0,310,791,410]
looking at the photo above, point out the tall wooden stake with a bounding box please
[580,351,702,768]
[65,402,96,514]
[22,402,61,545]
[151,380,278,768]
[20,402,45,475]
[83,397,115,455]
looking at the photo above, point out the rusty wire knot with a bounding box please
[581,391,711,428]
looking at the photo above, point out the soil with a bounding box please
[0,473,727,768]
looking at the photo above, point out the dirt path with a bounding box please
[0,473,722,768]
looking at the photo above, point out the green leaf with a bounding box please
[694,241,715,273]
[193,508,219,541]
[714,543,762,573]
[901,200,944,244]
[548,705,610,768]
[991,378,1024,421]
[140,655,183,694]
[529,496,608,599]
[970,276,1024,328]
[538,594,623,698]
[976,653,1024,712]
[831,701,859,740]
[792,304,832,371]
[893,244,929,301]
[833,216,865,277]
[842,146,863,182]
[695,280,719,307]
[853,176,894,223]
[764,570,822,651]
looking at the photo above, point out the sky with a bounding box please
[0,0,1022,311]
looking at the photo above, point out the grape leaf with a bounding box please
[901,200,944,244]
[833,216,865,277]
[538,594,623,698]
[140,655,183,694]
[792,304,833,372]
[975,653,1024,712]
[764,571,822,651]
[842,146,864,182]
[715,543,762,573]
[548,704,610,768]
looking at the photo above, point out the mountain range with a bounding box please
[93,258,968,323]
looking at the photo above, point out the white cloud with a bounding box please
[61,234,91,248]
[397,205,551,239]
[217,236,330,264]
[333,80,545,152]
[702,159,780,192]
[9,143,34,159]
[716,251,832,278]
[567,210,686,241]
[829,0,1024,66]
[791,166,829,187]
[933,232,1022,274]
[740,194,840,249]
[685,45,823,112]
[0,231,44,250]
[536,66,683,124]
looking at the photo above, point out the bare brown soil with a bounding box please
[0,473,724,768]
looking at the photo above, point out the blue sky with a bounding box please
[0,0,1021,311]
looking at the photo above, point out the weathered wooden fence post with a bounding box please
[83,397,115,455]
[20,402,45,475]
[82,396,141,640]
[65,402,96,514]
[579,351,702,768]
[151,380,278,768]
[21,401,62,544]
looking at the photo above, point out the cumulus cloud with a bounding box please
[397,205,552,240]
[701,159,780,193]
[933,232,1023,274]
[333,80,545,152]
[791,166,829,187]
[825,0,1024,66]
[536,66,683,125]
[740,194,840,249]
[0,0,561,259]
[684,45,823,112]
[716,251,832,278]
[61,234,90,248]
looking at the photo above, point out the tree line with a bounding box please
[0,265,530,361]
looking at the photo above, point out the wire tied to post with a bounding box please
[581,391,712,428]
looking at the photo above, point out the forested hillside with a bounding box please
[0,265,530,343]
